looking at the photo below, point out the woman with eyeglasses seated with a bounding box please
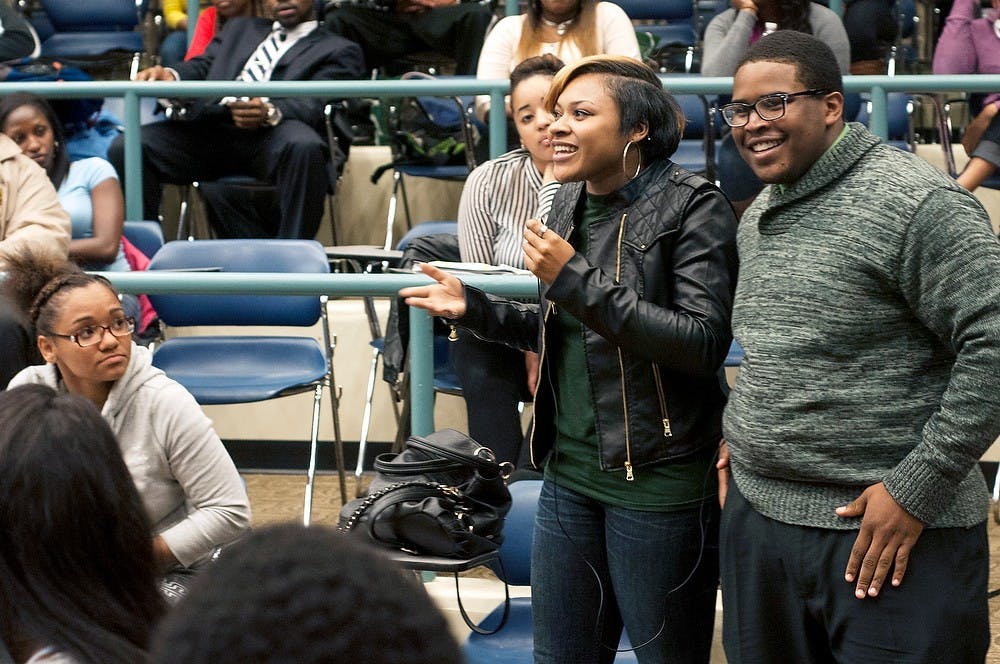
[402,55,737,663]
[5,253,251,598]
[0,384,165,664]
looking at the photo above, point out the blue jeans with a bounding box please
[531,480,719,664]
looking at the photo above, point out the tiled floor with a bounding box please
[244,472,1000,662]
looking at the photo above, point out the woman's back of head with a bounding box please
[0,384,163,664]
[150,524,464,664]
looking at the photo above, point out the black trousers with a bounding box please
[451,327,532,466]
[0,297,41,389]
[720,479,989,664]
[842,0,896,63]
[324,3,494,75]
[109,118,328,240]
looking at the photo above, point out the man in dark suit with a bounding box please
[110,0,364,239]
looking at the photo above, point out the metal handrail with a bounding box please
[7,74,1000,216]
[104,270,538,436]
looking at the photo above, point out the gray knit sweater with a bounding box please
[724,122,1000,529]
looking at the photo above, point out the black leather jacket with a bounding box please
[460,158,738,478]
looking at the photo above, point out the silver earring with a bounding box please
[622,141,641,180]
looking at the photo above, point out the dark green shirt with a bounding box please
[545,192,716,511]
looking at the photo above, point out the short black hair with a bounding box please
[150,524,464,664]
[545,55,685,161]
[737,30,843,94]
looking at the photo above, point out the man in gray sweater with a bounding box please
[717,30,1000,662]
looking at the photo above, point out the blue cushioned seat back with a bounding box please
[41,0,148,31]
[488,480,542,587]
[122,220,164,259]
[608,0,694,20]
[147,239,328,327]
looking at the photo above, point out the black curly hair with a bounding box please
[1,251,118,335]
[150,524,464,664]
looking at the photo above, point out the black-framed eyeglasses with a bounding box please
[720,89,831,127]
[44,317,135,348]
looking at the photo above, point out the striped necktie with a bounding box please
[239,29,285,82]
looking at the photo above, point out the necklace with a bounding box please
[541,16,573,36]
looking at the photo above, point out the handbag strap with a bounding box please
[407,433,502,475]
[453,558,511,635]
[372,452,467,475]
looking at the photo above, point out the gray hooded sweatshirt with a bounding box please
[9,343,251,566]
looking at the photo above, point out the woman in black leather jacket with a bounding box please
[401,55,737,663]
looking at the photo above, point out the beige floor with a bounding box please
[244,472,1000,662]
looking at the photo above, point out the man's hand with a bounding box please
[227,97,270,130]
[836,482,924,599]
[525,351,539,397]
[732,0,758,13]
[716,439,730,508]
[400,263,468,319]
[134,65,177,82]
[523,218,574,285]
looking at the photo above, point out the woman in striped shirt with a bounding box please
[454,54,564,467]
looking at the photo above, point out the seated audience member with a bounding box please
[185,0,265,60]
[0,130,70,389]
[324,0,494,75]
[704,2,850,217]
[0,94,128,272]
[0,384,165,664]
[933,0,1000,191]
[0,93,144,330]
[161,0,212,66]
[474,0,639,119]
[5,254,251,593]
[456,54,563,466]
[149,524,463,664]
[108,0,364,240]
[0,0,39,62]
[702,0,850,77]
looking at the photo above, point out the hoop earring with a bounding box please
[622,140,641,180]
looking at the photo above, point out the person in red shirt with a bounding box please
[185,0,265,60]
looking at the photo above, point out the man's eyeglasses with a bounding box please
[45,317,135,348]
[720,89,830,128]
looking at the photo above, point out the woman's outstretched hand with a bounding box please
[399,263,468,320]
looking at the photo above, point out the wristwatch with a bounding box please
[265,102,282,127]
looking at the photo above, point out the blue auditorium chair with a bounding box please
[146,239,347,520]
[35,0,148,76]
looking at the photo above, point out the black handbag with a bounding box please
[339,429,512,558]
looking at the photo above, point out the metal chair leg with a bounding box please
[384,171,402,250]
[355,346,381,497]
[303,383,323,526]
